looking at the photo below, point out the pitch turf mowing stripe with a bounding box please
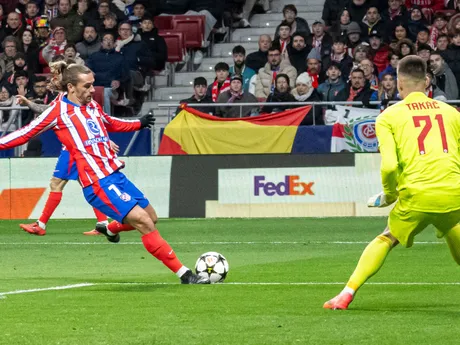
[2,281,460,298]
[0,241,446,245]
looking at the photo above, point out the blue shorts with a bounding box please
[83,171,150,223]
[53,150,78,180]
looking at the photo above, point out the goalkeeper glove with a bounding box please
[367,192,397,208]
[139,110,155,128]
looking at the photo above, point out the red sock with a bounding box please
[92,207,108,223]
[38,191,62,224]
[142,230,183,273]
[107,221,135,234]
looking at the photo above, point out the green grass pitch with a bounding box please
[1,218,459,345]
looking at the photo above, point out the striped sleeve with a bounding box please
[0,103,58,150]
[100,112,142,132]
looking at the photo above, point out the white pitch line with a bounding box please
[0,241,445,245]
[2,281,460,299]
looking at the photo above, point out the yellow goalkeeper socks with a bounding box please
[445,224,460,265]
[344,235,393,294]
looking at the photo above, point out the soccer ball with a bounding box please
[195,252,229,283]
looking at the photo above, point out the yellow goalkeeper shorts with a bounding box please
[388,201,460,247]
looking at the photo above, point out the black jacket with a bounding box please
[176,94,215,116]
[245,50,268,73]
[274,17,311,40]
[321,54,354,81]
[139,28,168,71]
[336,81,374,108]
[306,33,333,59]
[299,90,324,126]
[322,0,349,26]
[441,45,460,88]
[287,44,310,75]
[261,90,297,113]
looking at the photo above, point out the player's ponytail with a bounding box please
[52,62,92,92]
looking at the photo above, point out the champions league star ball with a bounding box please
[195,252,229,283]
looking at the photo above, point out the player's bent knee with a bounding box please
[381,228,399,247]
[49,177,68,192]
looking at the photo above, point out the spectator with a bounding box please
[86,32,129,115]
[275,4,311,40]
[446,0,460,11]
[262,74,297,113]
[13,70,30,97]
[426,69,448,100]
[92,0,112,32]
[75,24,101,60]
[395,38,416,58]
[128,0,146,33]
[39,26,67,72]
[177,77,215,115]
[417,43,432,62]
[416,27,431,48]
[359,58,378,91]
[50,0,84,43]
[306,49,322,88]
[215,75,258,118]
[352,44,371,70]
[245,34,271,72]
[138,15,167,72]
[0,36,19,77]
[348,0,372,23]
[255,46,297,100]
[407,6,429,42]
[43,0,59,21]
[441,29,460,85]
[317,62,347,103]
[307,19,333,59]
[322,35,353,82]
[26,76,56,105]
[322,0,349,26]
[102,12,119,39]
[405,0,445,20]
[291,72,324,125]
[436,34,450,51]
[369,29,390,73]
[0,83,19,131]
[2,52,30,83]
[64,43,85,65]
[329,8,352,39]
[34,15,51,47]
[346,22,367,56]
[389,21,409,50]
[337,68,373,107]
[360,6,385,41]
[370,72,399,109]
[20,29,40,74]
[0,12,24,43]
[430,13,449,48]
[115,21,153,103]
[229,45,256,93]
[207,62,230,102]
[381,0,407,23]
[24,1,41,31]
[276,21,292,60]
[287,32,310,75]
[429,51,459,100]
[379,51,399,79]
[447,12,460,35]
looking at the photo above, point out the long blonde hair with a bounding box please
[378,73,397,100]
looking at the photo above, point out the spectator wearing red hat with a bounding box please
[39,26,67,73]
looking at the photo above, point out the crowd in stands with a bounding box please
[2,1,460,128]
[178,0,460,124]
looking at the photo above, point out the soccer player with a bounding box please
[0,62,209,284]
[324,55,460,310]
[16,72,109,236]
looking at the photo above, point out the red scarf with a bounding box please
[307,71,319,88]
[211,78,230,102]
[347,87,363,103]
[280,39,289,54]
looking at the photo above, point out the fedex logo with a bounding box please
[254,175,314,196]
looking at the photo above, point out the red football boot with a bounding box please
[19,222,46,236]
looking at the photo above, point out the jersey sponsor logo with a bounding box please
[254,175,314,196]
[83,136,109,146]
[86,119,101,135]
[353,119,378,150]
[120,192,131,202]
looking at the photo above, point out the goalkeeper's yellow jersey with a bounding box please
[376,92,460,212]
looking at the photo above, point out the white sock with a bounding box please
[97,220,109,226]
[176,266,189,278]
[341,286,356,296]
[37,220,46,229]
[106,229,116,236]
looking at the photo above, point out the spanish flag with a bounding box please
[158,106,310,155]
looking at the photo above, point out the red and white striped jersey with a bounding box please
[0,97,142,187]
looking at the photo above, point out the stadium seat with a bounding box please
[154,16,174,30]
[158,31,187,86]
[172,15,205,49]
[93,86,104,107]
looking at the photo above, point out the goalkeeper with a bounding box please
[324,55,460,310]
